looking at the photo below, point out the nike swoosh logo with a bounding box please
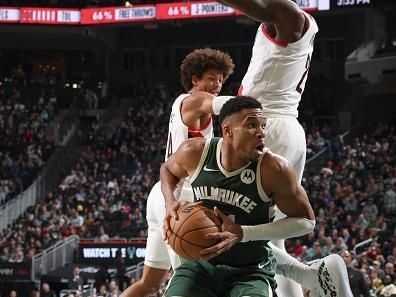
[258,264,265,269]
[203,165,219,172]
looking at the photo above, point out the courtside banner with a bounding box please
[20,7,80,24]
[78,240,147,265]
[81,5,155,24]
[0,262,31,281]
[0,7,19,23]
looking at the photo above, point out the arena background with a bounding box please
[0,0,395,296]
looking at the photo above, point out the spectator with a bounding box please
[384,183,396,215]
[305,241,325,261]
[41,282,56,297]
[96,225,109,242]
[379,275,396,297]
[69,266,84,292]
[8,291,17,297]
[341,250,371,297]
[384,262,395,280]
[362,198,379,220]
[106,280,120,297]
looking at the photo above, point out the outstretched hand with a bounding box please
[200,207,243,260]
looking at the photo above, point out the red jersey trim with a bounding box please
[261,12,312,47]
[180,95,212,132]
[238,84,243,96]
[188,131,205,139]
[188,117,212,132]
[261,25,288,48]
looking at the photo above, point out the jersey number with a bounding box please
[167,132,173,159]
[296,54,311,94]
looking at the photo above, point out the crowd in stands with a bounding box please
[287,122,396,296]
[1,75,395,296]
[0,83,173,265]
[0,82,57,207]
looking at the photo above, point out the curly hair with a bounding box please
[180,48,235,92]
[218,96,262,125]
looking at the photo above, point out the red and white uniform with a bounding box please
[145,94,213,270]
[240,11,318,118]
[239,10,318,185]
[165,94,213,160]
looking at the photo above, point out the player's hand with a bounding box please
[163,200,202,241]
[200,207,243,260]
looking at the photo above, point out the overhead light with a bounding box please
[125,1,132,7]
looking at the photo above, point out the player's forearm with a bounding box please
[160,163,180,204]
[240,217,316,242]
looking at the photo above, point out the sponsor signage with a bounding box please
[80,5,155,24]
[78,240,146,265]
[0,262,31,281]
[20,7,80,24]
[0,7,19,23]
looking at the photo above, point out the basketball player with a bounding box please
[120,48,235,297]
[161,96,317,297]
[121,49,352,296]
[215,0,353,296]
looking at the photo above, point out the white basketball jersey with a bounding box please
[239,10,318,118]
[165,94,213,161]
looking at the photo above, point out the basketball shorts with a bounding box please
[144,181,194,270]
[264,114,306,221]
[165,260,277,297]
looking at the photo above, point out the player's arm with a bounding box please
[217,0,305,43]
[160,138,206,231]
[200,154,315,260]
[182,91,233,122]
[240,153,315,241]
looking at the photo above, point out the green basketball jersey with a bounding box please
[190,137,276,269]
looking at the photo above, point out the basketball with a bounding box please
[166,204,222,260]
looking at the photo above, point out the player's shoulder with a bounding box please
[172,93,190,105]
[260,150,297,191]
[183,91,213,106]
[179,138,207,154]
[261,150,293,176]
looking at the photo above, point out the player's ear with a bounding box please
[191,75,199,87]
[222,124,232,137]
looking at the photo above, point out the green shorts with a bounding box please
[165,260,277,297]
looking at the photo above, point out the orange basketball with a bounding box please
[167,204,222,260]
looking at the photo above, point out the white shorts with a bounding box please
[144,180,194,270]
[264,114,306,220]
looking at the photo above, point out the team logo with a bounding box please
[240,169,255,184]
[203,165,219,172]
